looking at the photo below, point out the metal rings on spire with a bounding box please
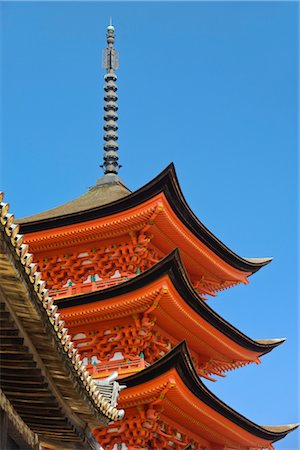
[101,23,120,176]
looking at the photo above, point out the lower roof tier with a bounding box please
[57,250,284,380]
[92,342,297,450]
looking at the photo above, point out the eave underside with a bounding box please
[0,233,107,450]
[1,390,41,450]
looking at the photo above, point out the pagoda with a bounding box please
[16,23,297,449]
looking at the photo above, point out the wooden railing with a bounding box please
[87,357,148,379]
[50,275,136,299]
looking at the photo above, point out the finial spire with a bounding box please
[101,21,120,177]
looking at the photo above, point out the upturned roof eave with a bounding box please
[18,163,270,274]
[57,249,283,356]
[122,340,298,443]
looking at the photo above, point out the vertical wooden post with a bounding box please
[0,407,8,450]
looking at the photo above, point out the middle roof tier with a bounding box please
[56,249,283,381]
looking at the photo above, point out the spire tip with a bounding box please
[107,17,114,32]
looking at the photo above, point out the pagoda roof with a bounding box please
[19,179,131,225]
[0,195,124,449]
[57,250,283,373]
[18,164,270,275]
[120,341,298,447]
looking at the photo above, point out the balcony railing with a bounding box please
[87,357,148,379]
[50,275,136,299]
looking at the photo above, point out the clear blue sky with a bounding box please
[1,2,299,449]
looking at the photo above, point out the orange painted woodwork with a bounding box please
[17,165,293,449]
[57,251,282,381]
[33,232,160,290]
[21,164,271,300]
[92,342,296,450]
[23,205,248,298]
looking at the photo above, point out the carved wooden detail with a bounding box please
[193,278,240,299]
[93,396,200,449]
[35,231,161,290]
[33,229,232,299]
[70,310,243,380]
[72,313,172,367]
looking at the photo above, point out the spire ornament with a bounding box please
[101,21,120,177]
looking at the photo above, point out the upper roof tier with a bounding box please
[19,177,131,223]
[18,164,271,278]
